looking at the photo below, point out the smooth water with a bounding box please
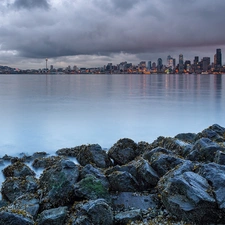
[0,74,224,157]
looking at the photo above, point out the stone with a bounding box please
[76,144,113,168]
[39,159,79,209]
[36,206,68,225]
[0,208,34,225]
[32,156,65,169]
[1,176,38,202]
[72,199,113,225]
[74,174,109,201]
[2,161,35,178]
[107,171,139,192]
[174,132,197,144]
[214,150,225,165]
[114,209,142,225]
[108,138,138,165]
[56,146,80,157]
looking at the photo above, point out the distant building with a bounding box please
[147,61,151,70]
[179,54,184,73]
[202,57,210,72]
[215,49,222,67]
[152,62,156,70]
[167,55,174,69]
[157,58,163,72]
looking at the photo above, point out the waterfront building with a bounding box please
[179,54,184,73]
[157,58,163,72]
[147,61,151,70]
[202,57,210,72]
[216,49,222,67]
[167,55,174,69]
[152,62,156,70]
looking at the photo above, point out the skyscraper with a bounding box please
[179,54,184,73]
[216,49,222,67]
[157,58,163,72]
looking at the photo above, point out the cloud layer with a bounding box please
[0,0,225,68]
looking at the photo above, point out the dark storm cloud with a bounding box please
[12,0,50,9]
[0,0,225,68]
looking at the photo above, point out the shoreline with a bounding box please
[0,124,225,224]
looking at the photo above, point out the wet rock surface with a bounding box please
[0,123,225,224]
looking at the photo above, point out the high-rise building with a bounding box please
[167,55,174,69]
[216,49,222,67]
[157,58,163,72]
[202,57,210,72]
[147,61,152,70]
[179,54,184,73]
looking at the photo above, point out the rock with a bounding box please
[1,176,38,202]
[198,163,225,211]
[111,192,158,211]
[0,208,34,225]
[214,150,225,165]
[210,124,225,137]
[80,164,109,189]
[76,144,113,168]
[107,138,138,166]
[9,194,40,218]
[135,158,159,189]
[150,153,184,177]
[72,199,113,225]
[136,141,151,155]
[36,206,68,225]
[143,147,173,161]
[107,171,139,192]
[2,161,35,178]
[0,199,9,208]
[158,162,219,224]
[56,146,80,157]
[114,209,142,225]
[32,156,65,169]
[39,159,79,209]
[188,138,225,162]
[174,132,197,144]
[74,174,109,201]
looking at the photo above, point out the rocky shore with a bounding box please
[0,124,225,224]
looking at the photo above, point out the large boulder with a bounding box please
[36,207,68,225]
[56,146,81,158]
[0,208,34,225]
[74,174,110,201]
[174,132,197,144]
[198,163,225,211]
[2,161,35,178]
[1,176,38,202]
[39,159,79,209]
[32,156,65,169]
[187,138,225,162]
[76,144,113,168]
[9,194,40,219]
[158,161,219,224]
[71,199,113,225]
[108,138,138,165]
[80,164,109,189]
[107,171,139,192]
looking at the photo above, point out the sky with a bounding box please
[0,0,225,69]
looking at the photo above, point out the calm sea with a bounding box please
[0,74,224,157]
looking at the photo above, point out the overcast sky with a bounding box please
[0,0,225,69]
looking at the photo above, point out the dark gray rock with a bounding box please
[9,194,39,218]
[214,150,225,165]
[80,164,109,189]
[136,141,151,155]
[32,156,65,169]
[76,144,113,168]
[107,171,139,192]
[39,159,79,209]
[2,161,35,178]
[114,209,142,225]
[56,146,80,157]
[158,162,219,224]
[143,147,173,161]
[188,138,224,162]
[0,199,9,208]
[1,176,38,202]
[74,174,110,201]
[108,138,137,165]
[174,132,197,144]
[198,163,225,211]
[0,208,34,225]
[210,124,225,137]
[112,192,158,211]
[72,199,113,225]
[36,207,68,225]
[150,153,184,177]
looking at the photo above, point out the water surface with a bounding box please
[0,74,224,157]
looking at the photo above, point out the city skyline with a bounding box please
[0,0,225,69]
